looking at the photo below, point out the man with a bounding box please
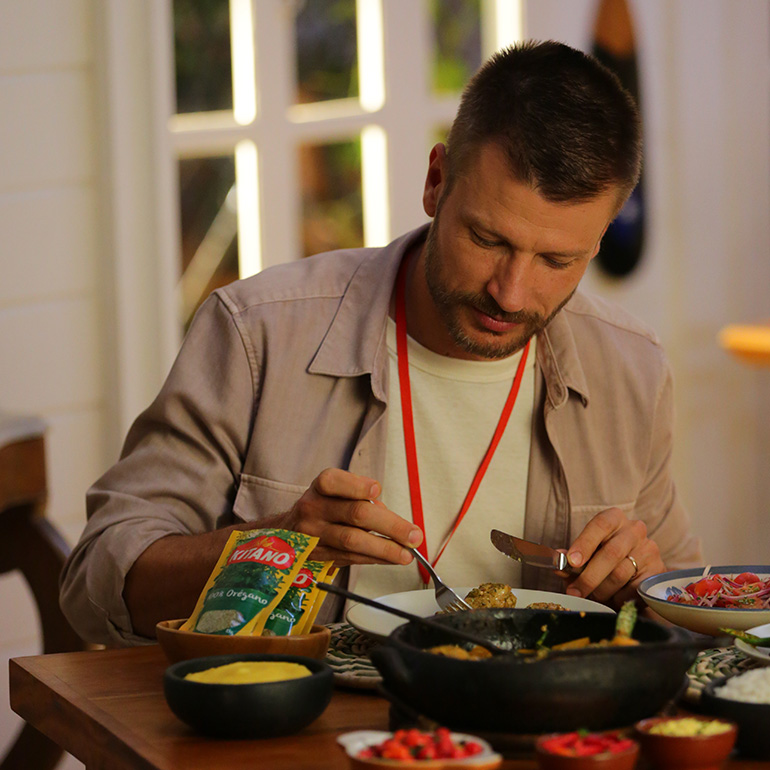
[60,41,701,646]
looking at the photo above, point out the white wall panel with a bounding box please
[45,407,107,543]
[0,187,97,304]
[0,71,94,193]
[0,299,103,412]
[0,0,90,74]
[0,635,37,757]
[0,574,37,650]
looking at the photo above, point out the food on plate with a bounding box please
[527,601,569,611]
[447,582,570,612]
[646,717,732,737]
[429,601,639,660]
[665,572,770,609]
[464,582,518,609]
[713,667,770,704]
[356,727,485,761]
[183,660,312,684]
[538,730,636,756]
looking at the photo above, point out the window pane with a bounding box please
[299,138,363,258]
[295,0,359,104]
[174,0,233,113]
[178,156,238,326]
[430,0,482,94]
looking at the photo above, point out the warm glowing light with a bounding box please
[483,0,524,54]
[230,0,257,125]
[356,0,385,111]
[361,125,389,246]
[235,140,261,276]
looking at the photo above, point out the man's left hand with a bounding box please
[560,507,665,608]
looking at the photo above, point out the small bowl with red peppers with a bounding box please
[337,727,502,769]
[535,730,639,770]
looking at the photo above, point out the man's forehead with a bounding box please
[450,139,626,215]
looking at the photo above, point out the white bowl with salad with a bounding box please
[638,566,770,636]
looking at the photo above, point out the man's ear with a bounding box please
[422,143,448,218]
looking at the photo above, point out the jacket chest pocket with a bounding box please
[568,501,635,541]
[232,473,307,524]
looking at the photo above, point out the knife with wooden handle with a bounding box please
[490,529,581,573]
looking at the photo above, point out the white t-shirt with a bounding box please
[350,319,536,600]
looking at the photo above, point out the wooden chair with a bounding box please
[0,412,85,770]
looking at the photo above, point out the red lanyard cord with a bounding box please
[395,254,530,584]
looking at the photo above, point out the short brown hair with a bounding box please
[446,40,642,207]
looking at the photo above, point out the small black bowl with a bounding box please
[163,653,333,739]
[700,674,770,759]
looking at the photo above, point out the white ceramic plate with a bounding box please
[345,587,613,640]
[735,622,770,666]
[638,566,770,637]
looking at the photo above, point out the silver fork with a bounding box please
[410,548,472,612]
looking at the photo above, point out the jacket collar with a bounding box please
[308,225,429,400]
[537,297,591,408]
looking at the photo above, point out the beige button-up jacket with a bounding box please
[60,226,702,645]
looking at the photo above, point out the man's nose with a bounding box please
[486,255,532,313]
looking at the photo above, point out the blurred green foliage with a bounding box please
[174,0,233,113]
[431,0,482,93]
[295,0,359,103]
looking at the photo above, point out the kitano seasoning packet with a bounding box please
[263,559,336,636]
[181,528,319,636]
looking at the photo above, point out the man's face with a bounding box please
[415,142,620,361]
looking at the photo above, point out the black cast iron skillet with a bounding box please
[370,608,715,735]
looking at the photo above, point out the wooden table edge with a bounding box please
[10,652,165,770]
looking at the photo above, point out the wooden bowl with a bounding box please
[634,715,737,769]
[156,618,331,664]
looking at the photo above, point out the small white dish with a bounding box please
[337,729,502,769]
[734,622,770,666]
[345,586,613,640]
[638,566,770,636]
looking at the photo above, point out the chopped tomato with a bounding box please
[690,577,722,597]
[357,727,486,762]
[539,731,636,758]
[734,572,760,585]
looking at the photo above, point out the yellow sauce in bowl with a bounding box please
[184,661,312,685]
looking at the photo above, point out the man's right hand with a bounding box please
[277,468,423,566]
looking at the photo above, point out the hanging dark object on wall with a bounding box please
[592,0,645,278]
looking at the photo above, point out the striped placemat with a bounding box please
[684,645,763,702]
[324,622,382,690]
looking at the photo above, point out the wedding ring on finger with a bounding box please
[625,554,639,580]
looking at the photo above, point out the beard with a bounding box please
[423,220,575,360]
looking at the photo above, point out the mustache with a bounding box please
[468,294,543,326]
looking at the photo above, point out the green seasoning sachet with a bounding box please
[262,560,331,637]
[296,564,338,635]
[181,528,319,636]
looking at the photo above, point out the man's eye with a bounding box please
[542,256,572,270]
[470,229,500,248]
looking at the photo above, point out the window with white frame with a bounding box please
[168,0,523,328]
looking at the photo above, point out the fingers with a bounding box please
[564,508,661,604]
[311,467,381,501]
[288,468,423,567]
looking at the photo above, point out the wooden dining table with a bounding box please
[9,644,770,770]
